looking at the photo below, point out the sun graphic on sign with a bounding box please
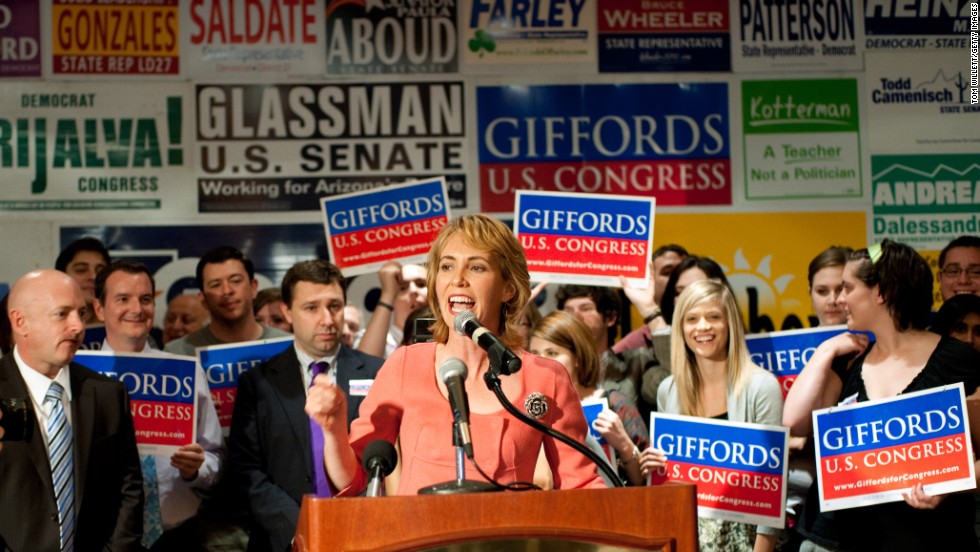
[718,249,800,324]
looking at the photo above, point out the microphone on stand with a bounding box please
[453,310,522,375]
[418,356,500,495]
[438,357,473,458]
[363,439,398,498]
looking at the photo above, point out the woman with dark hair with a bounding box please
[932,294,980,354]
[807,246,853,327]
[306,214,603,495]
[660,256,731,324]
[784,240,980,551]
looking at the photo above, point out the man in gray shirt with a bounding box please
[164,246,289,356]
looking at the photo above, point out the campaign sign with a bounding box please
[813,384,976,512]
[198,337,294,434]
[80,325,107,351]
[75,351,197,456]
[582,397,616,465]
[514,190,654,288]
[322,177,450,277]
[477,82,731,213]
[746,325,849,398]
[650,413,789,527]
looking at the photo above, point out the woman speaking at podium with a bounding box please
[306,214,603,495]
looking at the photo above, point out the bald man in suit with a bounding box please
[0,270,143,551]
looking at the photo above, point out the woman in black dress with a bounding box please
[784,239,980,551]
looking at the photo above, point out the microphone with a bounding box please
[453,310,522,375]
[362,439,398,498]
[438,357,473,458]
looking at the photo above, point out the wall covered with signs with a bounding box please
[0,0,976,326]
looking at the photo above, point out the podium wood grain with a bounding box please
[293,483,698,552]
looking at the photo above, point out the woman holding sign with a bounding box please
[530,311,649,486]
[639,279,784,552]
[784,240,980,551]
[306,214,603,495]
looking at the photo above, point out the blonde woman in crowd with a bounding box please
[639,279,783,552]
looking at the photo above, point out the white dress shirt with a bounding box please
[101,340,226,530]
[13,347,73,450]
[294,344,339,393]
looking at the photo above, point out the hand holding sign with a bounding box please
[638,447,668,477]
[172,443,206,481]
[902,482,945,510]
[592,409,631,453]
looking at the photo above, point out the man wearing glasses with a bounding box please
[938,235,980,301]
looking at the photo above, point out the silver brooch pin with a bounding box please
[524,392,548,420]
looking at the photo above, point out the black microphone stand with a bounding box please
[418,406,500,495]
[484,361,625,488]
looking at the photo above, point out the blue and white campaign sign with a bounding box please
[477,82,731,214]
[813,384,976,512]
[322,177,450,277]
[746,325,850,398]
[514,190,654,288]
[198,337,294,434]
[650,413,789,527]
[75,350,197,456]
[582,397,616,465]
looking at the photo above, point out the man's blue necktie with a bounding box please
[46,381,75,551]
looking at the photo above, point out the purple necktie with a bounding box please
[309,361,333,497]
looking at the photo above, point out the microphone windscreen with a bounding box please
[438,357,468,383]
[362,439,398,476]
[453,309,477,336]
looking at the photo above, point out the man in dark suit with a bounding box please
[229,260,384,552]
[0,269,143,551]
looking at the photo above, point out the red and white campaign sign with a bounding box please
[649,413,788,527]
[321,177,450,277]
[514,190,655,288]
[813,384,976,512]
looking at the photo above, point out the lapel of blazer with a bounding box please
[267,348,312,455]
[334,345,364,394]
[0,355,54,493]
[69,363,95,507]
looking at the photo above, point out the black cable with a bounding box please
[483,371,625,488]
[468,455,540,491]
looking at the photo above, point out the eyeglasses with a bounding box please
[940,265,980,279]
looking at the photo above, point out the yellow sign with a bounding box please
[650,211,867,332]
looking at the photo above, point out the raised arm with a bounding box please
[783,332,868,436]
[356,261,402,357]
[619,262,668,332]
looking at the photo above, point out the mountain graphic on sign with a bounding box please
[872,163,980,181]
[915,69,962,90]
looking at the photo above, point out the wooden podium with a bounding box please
[293,483,698,552]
